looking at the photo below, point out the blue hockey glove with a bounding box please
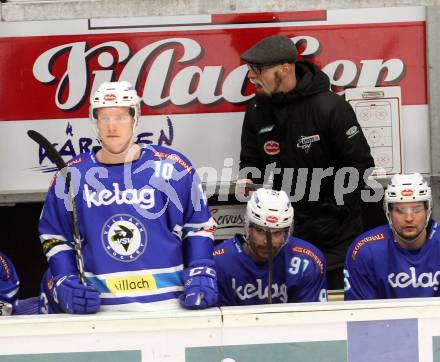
[0,253,19,316]
[179,259,218,309]
[53,274,101,314]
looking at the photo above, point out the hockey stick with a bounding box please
[265,228,273,304]
[27,130,86,285]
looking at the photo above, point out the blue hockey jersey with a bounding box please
[344,220,440,300]
[39,145,216,312]
[0,251,19,315]
[214,235,327,306]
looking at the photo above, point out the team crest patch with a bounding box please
[296,135,320,154]
[264,141,280,155]
[102,214,147,262]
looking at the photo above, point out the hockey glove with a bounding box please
[179,259,218,309]
[53,274,101,314]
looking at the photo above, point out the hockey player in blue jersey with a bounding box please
[0,251,38,315]
[344,173,440,300]
[214,188,327,306]
[38,81,218,313]
[0,251,20,316]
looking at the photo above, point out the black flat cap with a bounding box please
[240,35,297,66]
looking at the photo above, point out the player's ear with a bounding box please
[280,63,292,77]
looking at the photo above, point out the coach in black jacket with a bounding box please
[238,35,375,289]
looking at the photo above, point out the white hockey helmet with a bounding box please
[246,188,294,230]
[384,173,432,223]
[89,81,141,130]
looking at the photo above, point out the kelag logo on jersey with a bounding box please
[231,278,287,302]
[84,183,156,210]
[388,267,440,291]
[102,214,147,262]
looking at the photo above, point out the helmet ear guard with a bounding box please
[383,172,432,230]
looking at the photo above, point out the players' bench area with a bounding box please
[0,298,439,362]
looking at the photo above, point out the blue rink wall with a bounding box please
[1,299,440,362]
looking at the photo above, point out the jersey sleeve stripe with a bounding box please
[45,244,74,259]
[39,234,67,242]
[98,286,184,298]
[5,287,19,299]
[184,230,215,239]
[84,265,183,279]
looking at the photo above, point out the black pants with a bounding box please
[327,267,344,291]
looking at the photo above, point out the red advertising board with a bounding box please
[0,15,426,121]
[0,6,429,194]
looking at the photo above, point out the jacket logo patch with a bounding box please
[264,141,280,155]
[296,135,320,154]
[346,126,359,138]
[258,125,275,135]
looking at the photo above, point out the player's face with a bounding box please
[248,226,288,262]
[96,107,135,154]
[390,201,427,245]
[246,64,284,97]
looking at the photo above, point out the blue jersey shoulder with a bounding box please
[348,224,390,263]
[213,236,243,264]
[287,237,326,274]
[144,144,194,175]
[48,153,91,188]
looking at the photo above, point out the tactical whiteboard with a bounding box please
[346,86,403,176]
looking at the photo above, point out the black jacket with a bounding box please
[239,61,375,269]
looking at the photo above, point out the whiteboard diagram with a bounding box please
[346,87,402,176]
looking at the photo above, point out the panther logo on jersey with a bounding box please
[102,214,147,262]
